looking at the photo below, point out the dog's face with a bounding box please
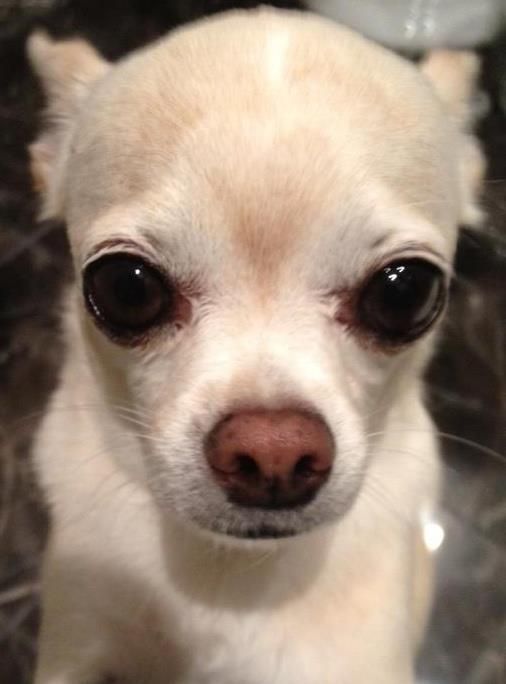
[28,10,481,540]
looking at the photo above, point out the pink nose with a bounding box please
[205,410,334,509]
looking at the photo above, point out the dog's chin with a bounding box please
[230,525,299,540]
[182,509,329,551]
[193,521,316,552]
[212,523,300,544]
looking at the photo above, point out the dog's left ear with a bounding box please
[27,31,110,216]
[420,50,485,226]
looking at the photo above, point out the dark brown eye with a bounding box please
[83,254,173,339]
[358,259,446,343]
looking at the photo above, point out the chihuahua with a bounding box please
[27,8,482,683]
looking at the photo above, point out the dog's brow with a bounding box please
[369,234,390,250]
[87,238,142,256]
[370,237,451,267]
[84,237,156,264]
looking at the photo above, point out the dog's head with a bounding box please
[28,9,482,540]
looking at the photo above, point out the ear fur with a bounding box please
[420,49,480,127]
[26,31,109,214]
[421,50,485,226]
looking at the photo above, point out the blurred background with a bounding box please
[0,1,504,683]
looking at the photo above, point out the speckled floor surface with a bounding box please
[0,2,504,683]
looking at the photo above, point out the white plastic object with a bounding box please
[305,0,505,51]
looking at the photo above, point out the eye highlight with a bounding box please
[83,254,183,342]
[358,259,446,343]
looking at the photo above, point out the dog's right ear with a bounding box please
[420,50,484,226]
[27,31,109,215]
[420,49,480,129]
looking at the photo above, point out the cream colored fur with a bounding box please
[27,9,481,684]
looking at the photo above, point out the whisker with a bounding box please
[361,479,412,528]
[7,401,150,430]
[365,429,505,465]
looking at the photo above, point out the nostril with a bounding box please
[205,409,335,509]
[236,453,261,481]
[294,454,319,479]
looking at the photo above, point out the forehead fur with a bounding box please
[63,9,455,249]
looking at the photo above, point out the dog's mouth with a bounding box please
[230,525,298,540]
